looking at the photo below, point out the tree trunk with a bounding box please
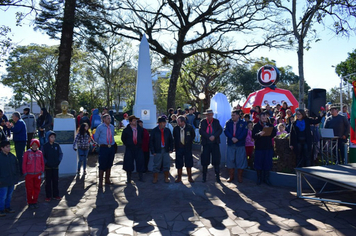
[54,0,76,115]
[167,58,183,111]
[297,38,305,109]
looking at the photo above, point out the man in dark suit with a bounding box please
[121,115,145,184]
[173,115,196,183]
[199,109,223,183]
[150,117,174,183]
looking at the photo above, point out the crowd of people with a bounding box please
[0,101,351,217]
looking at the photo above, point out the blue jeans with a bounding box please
[39,136,47,147]
[78,149,89,171]
[0,185,15,211]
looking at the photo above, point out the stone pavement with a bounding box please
[1,146,356,236]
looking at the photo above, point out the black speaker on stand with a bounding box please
[307,89,326,117]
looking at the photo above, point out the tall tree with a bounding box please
[107,0,289,110]
[53,0,76,114]
[83,35,134,108]
[1,45,58,113]
[35,0,109,113]
[272,0,356,108]
[180,53,230,111]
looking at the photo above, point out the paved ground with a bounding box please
[1,146,356,236]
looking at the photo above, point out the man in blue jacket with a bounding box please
[7,112,27,175]
[224,110,248,183]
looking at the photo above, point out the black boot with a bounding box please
[126,171,132,184]
[256,170,262,185]
[214,166,220,183]
[202,166,207,183]
[138,172,144,182]
[263,171,272,186]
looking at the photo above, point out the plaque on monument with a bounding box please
[141,109,150,120]
[54,130,75,144]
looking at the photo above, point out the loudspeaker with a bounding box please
[308,89,326,117]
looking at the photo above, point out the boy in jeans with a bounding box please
[42,131,63,202]
[22,139,44,209]
[0,141,19,216]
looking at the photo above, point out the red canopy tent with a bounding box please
[242,87,299,114]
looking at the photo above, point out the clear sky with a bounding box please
[1,6,355,102]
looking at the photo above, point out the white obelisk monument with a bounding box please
[133,35,157,129]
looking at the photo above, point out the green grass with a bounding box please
[114,129,123,146]
[9,140,16,157]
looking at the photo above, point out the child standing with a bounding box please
[0,141,19,216]
[42,131,63,202]
[23,139,44,209]
[245,121,255,169]
[73,123,92,174]
[277,123,288,136]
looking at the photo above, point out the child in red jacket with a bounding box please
[22,139,44,209]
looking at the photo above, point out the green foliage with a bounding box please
[1,44,58,113]
[114,129,123,146]
[335,49,356,82]
[1,44,91,115]
[226,57,307,105]
[326,87,352,106]
[226,63,260,103]
[179,53,230,111]
[82,35,136,110]
[154,77,188,115]
[35,0,108,40]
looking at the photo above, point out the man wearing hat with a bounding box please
[121,115,145,183]
[150,116,173,183]
[94,113,116,188]
[22,108,36,150]
[173,115,196,183]
[199,109,223,183]
[324,106,350,164]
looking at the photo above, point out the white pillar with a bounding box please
[133,35,157,129]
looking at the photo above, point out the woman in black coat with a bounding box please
[289,109,322,168]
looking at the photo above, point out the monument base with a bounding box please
[53,118,77,175]
[133,104,157,129]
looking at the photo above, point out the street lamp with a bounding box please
[199,93,206,113]
[199,93,206,100]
